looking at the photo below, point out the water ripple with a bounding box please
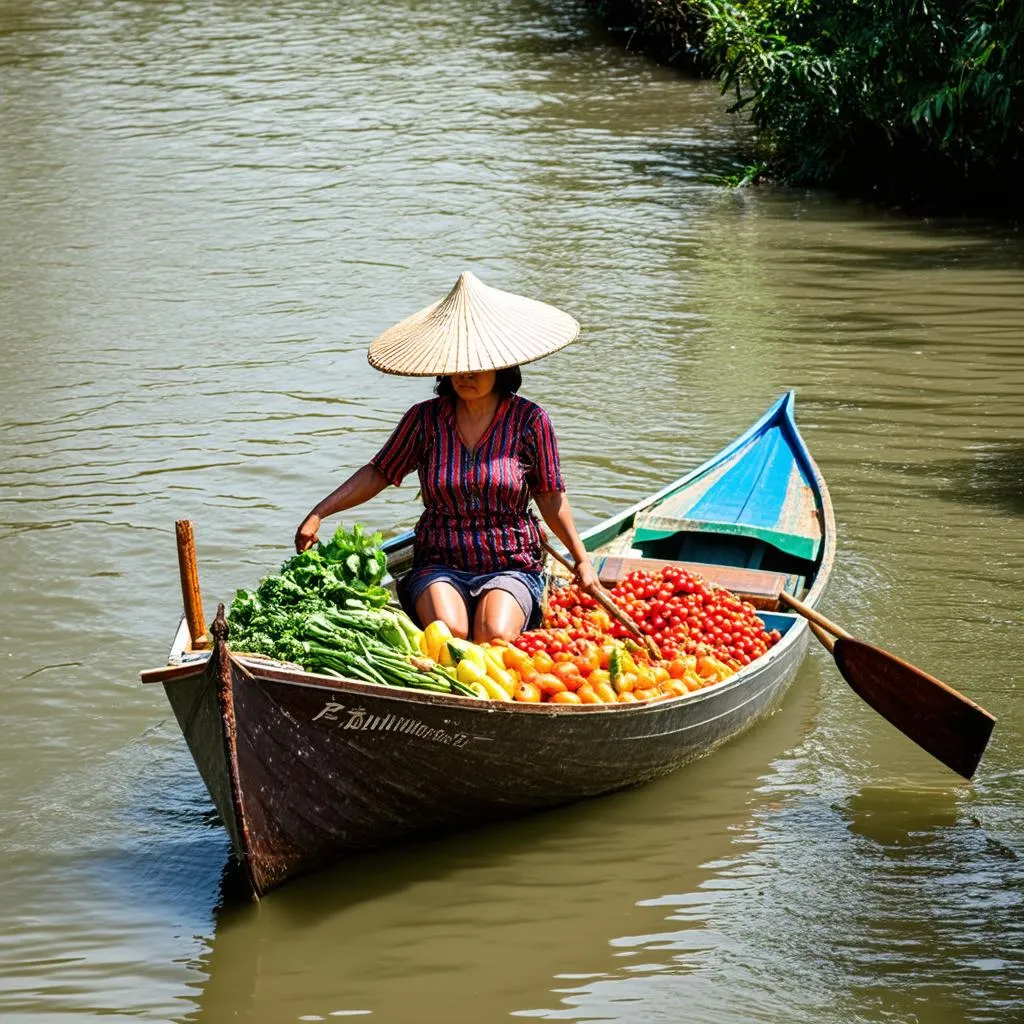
[1,0,1023,1022]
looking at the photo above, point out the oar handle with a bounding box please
[807,620,836,653]
[540,537,662,660]
[779,591,852,640]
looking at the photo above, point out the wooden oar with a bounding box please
[779,591,996,779]
[540,537,662,660]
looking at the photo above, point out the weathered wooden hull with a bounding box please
[162,619,811,897]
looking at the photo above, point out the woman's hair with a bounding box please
[434,366,522,397]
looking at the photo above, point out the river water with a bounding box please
[1,1,1022,1021]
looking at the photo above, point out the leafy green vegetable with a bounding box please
[225,524,477,698]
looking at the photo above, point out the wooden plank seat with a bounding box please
[586,555,801,611]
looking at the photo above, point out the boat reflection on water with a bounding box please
[183,663,823,1024]
[836,785,967,847]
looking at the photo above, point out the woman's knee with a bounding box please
[415,581,469,639]
[475,619,514,644]
[473,592,525,643]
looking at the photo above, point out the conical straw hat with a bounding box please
[367,271,579,377]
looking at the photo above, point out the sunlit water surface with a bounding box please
[1,1,1022,1022]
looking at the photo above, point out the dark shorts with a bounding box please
[398,566,545,631]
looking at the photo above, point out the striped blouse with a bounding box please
[370,395,563,574]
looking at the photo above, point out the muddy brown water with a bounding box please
[1,2,1022,1022]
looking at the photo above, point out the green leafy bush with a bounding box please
[591,0,711,70]
[701,0,1024,207]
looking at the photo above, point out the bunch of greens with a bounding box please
[283,521,391,608]
[228,523,389,656]
[292,606,470,693]
[225,524,476,697]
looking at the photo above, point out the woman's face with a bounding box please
[450,370,497,402]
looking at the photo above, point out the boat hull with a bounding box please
[163,620,810,896]
[149,391,834,898]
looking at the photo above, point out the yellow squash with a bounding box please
[455,658,511,701]
[481,648,516,697]
[446,638,488,670]
[423,620,453,662]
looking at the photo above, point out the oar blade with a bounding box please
[833,638,996,779]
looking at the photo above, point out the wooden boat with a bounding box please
[142,391,834,898]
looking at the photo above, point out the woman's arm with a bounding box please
[295,464,390,552]
[534,490,599,590]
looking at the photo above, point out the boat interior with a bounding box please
[570,523,809,640]
[166,395,827,664]
[567,393,828,642]
[382,403,826,642]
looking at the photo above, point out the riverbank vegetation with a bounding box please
[590,0,1024,214]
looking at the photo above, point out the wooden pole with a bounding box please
[175,519,209,650]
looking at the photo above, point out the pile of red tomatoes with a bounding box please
[545,565,782,668]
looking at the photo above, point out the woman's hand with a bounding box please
[297,466,390,553]
[534,491,600,592]
[295,512,321,553]
[575,556,600,592]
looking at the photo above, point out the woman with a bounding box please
[294,271,597,643]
